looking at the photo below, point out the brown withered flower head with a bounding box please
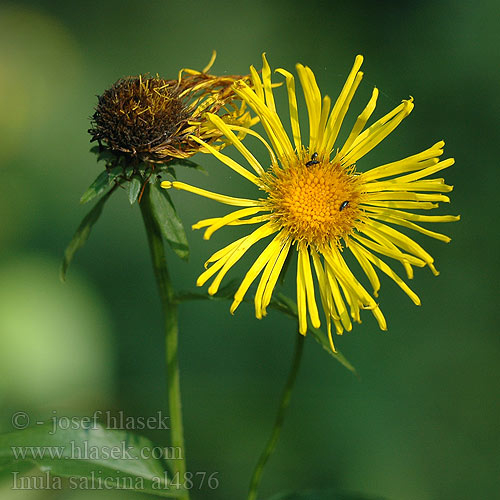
[88,53,256,166]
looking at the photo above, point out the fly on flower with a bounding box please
[162,54,459,351]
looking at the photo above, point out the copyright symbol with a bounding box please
[12,411,30,430]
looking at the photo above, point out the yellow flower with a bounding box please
[89,52,256,164]
[162,54,459,351]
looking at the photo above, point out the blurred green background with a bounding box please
[0,0,499,499]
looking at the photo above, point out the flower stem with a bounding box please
[140,184,188,500]
[247,332,305,500]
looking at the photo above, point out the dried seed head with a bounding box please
[89,75,190,163]
[88,53,256,169]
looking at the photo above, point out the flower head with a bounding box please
[89,52,256,165]
[162,54,459,350]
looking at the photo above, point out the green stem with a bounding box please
[247,332,305,500]
[140,184,189,500]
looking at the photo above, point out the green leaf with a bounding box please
[80,165,123,205]
[270,293,357,375]
[147,183,189,261]
[137,163,149,177]
[80,170,110,204]
[124,165,135,178]
[267,491,387,500]
[0,422,183,497]
[90,145,116,164]
[127,176,142,205]
[60,188,115,281]
[107,166,124,184]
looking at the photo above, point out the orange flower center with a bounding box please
[262,153,363,248]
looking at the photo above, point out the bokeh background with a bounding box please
[1,0,499,499]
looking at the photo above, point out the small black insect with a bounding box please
[306,152,319,167]
[339,201,350,211]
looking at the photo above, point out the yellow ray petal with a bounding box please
[203,237,247,269]
[201,207,264,240]
[205,113,265,176]
[362,200,440,210]
[363,206,460,223]
[234,81,295,165]
[261,53,276,112]
[362,179,454,193]
[339,87,379,157]
[220,123,278,165]
[395,158,455,183]
[275,68,302,151]
[351,241,421,305]
[368,213,452,242]
[342,98,414,165]
[310,247,339,321]
[231,232,285,314]
[354,229,426,267]
[193,214,270,230]
[198,239,245,285]
[366,221,436,268]
[360,141,445,182]
[323,259,352,332]
[188,135,260,185]
[316,95,332,152]
[323,70,363,156]
[202,50,217,73]
[332,247,387,331]
[310,249,340,350]
[364,191,450,203]
[257,237,292,318]
[327,245,381,315]
[207,223,277,295]
[296,247,308,335]
[322,55,364,156]
[349,243,381,297]
[298,242,321,328]
[296,63,322,151]
[262,239,292,313]
[162,181,260,207]
[322,247,366,327]
[250,64,264,100]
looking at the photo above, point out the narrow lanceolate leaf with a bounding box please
[60,188,115,281]
[147,183,189,261]
[0,422,183,497]
[80,166,124,205]
[271,293,357,375]
[80,170,111,204]
[107,166,124,184]
[90,145,116,164]
[127,176,142,204]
